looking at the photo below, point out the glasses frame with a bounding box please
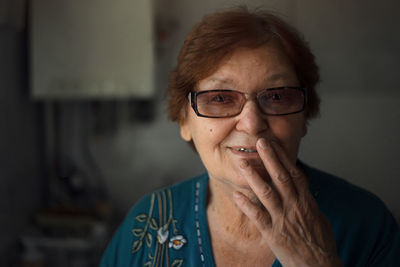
[188,87,308,118]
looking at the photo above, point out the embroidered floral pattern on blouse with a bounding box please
[169,235,187,250]
[131,189,186,267]
[157,227,169,244]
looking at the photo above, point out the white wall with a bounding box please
[93,0,400,222]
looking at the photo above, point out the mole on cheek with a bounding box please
[209,128,213,132]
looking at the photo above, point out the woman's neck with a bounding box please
[206,175,264,245]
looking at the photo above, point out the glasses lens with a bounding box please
[196,90,244,117]
[258,88,304,115]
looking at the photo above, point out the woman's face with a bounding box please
[180,42,307,189]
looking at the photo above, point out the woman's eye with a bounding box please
[211,95,226,102]
[198,91,238,106]
[208,93,234,104]
[260,93,283,103]
[271,93,282,101]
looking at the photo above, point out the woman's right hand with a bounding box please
[233,138,342,267]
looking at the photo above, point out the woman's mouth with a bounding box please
[236,148,257,153]
[229,146,259,158]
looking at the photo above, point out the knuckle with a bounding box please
[254,210,271,228]
[291,169,309,187]
[254,209,265,222]
[289,168,302,178]
[275,173,291,184]
[259,184,273,199]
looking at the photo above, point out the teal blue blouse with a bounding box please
[100,163,400,266]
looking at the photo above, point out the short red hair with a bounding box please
[166,6,320,124]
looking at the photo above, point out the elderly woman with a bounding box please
[101,7,400,267]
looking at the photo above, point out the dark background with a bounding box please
[1,0,399,266]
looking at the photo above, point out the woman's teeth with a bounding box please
[237,148,257,153]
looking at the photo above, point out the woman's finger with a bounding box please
[256,138,298,202]
[233,191,272,235]
[239,159,282,218]
[269,141,309,197]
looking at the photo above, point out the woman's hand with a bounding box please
[233,138,342,267]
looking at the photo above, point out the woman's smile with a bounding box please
[228,146,259,158]
[180,43,307,188]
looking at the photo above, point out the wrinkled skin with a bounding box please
[180,43,341,266]
[234,138,342,267]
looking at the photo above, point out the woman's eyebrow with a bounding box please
[266,73,296,83]
[201,73,297,89]
[201,77,235,87]
[208,77,234,84]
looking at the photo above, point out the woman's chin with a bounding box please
[244,159,270,181]
[208,158,270,192]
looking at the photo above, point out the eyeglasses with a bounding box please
[188,87,307,118]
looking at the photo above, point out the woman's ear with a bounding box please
[180,121,192,142]
[302,122,308,137]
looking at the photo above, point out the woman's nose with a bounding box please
[235,101,269,135]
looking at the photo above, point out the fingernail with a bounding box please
[240,159,249,169]
[257,138,268,149]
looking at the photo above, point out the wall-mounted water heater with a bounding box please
[30,0,154,99]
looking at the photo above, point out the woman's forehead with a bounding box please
[196,46,298,90]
